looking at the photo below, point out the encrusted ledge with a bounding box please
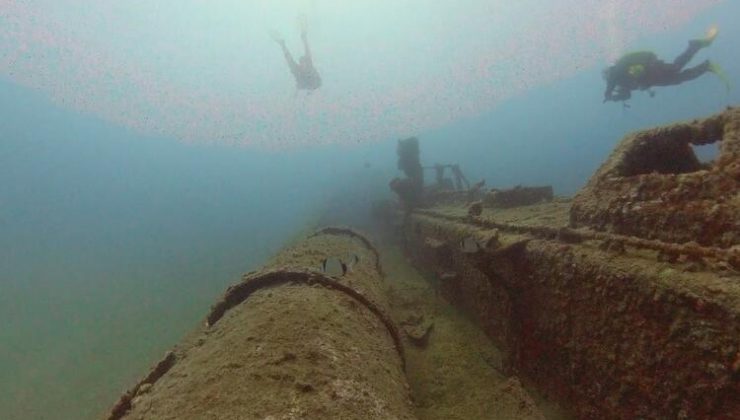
[571,107,740,248]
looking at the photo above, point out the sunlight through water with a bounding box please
[0,0,722,148]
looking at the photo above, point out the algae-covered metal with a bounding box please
[571,107,740,251]
[108,228,413,420]
[400,109,740,420]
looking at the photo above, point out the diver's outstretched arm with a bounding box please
[613,87,631,102]
[604,85,631,103]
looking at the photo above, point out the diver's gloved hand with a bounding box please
[603,95,619,103]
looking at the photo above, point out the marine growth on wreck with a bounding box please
[398,108,740,419]
[109,109,739,420]
[5,4,740,420]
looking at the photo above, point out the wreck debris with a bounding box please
[401,313,435,347]
[468,200,483,217]
[428,163,471,191]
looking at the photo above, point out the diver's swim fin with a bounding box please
[297,13,308,34]
[708,61,732,91]
[694,25,719,48]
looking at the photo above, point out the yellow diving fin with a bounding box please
[708,61,732,91]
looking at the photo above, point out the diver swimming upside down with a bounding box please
[602,26,730,104]
[271,16,322,93]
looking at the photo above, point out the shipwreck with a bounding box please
[108,108,739,419]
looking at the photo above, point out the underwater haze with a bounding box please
[1,0,739,418]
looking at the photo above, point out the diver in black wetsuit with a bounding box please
[271,16,322,92]
[603,26,730,103]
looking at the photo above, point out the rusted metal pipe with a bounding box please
[108,228,413,420]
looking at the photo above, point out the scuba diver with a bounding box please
[603,26,730,104]
[270,16,322,93]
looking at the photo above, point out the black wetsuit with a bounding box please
[278,37,322,91]
[604,40,710,102]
